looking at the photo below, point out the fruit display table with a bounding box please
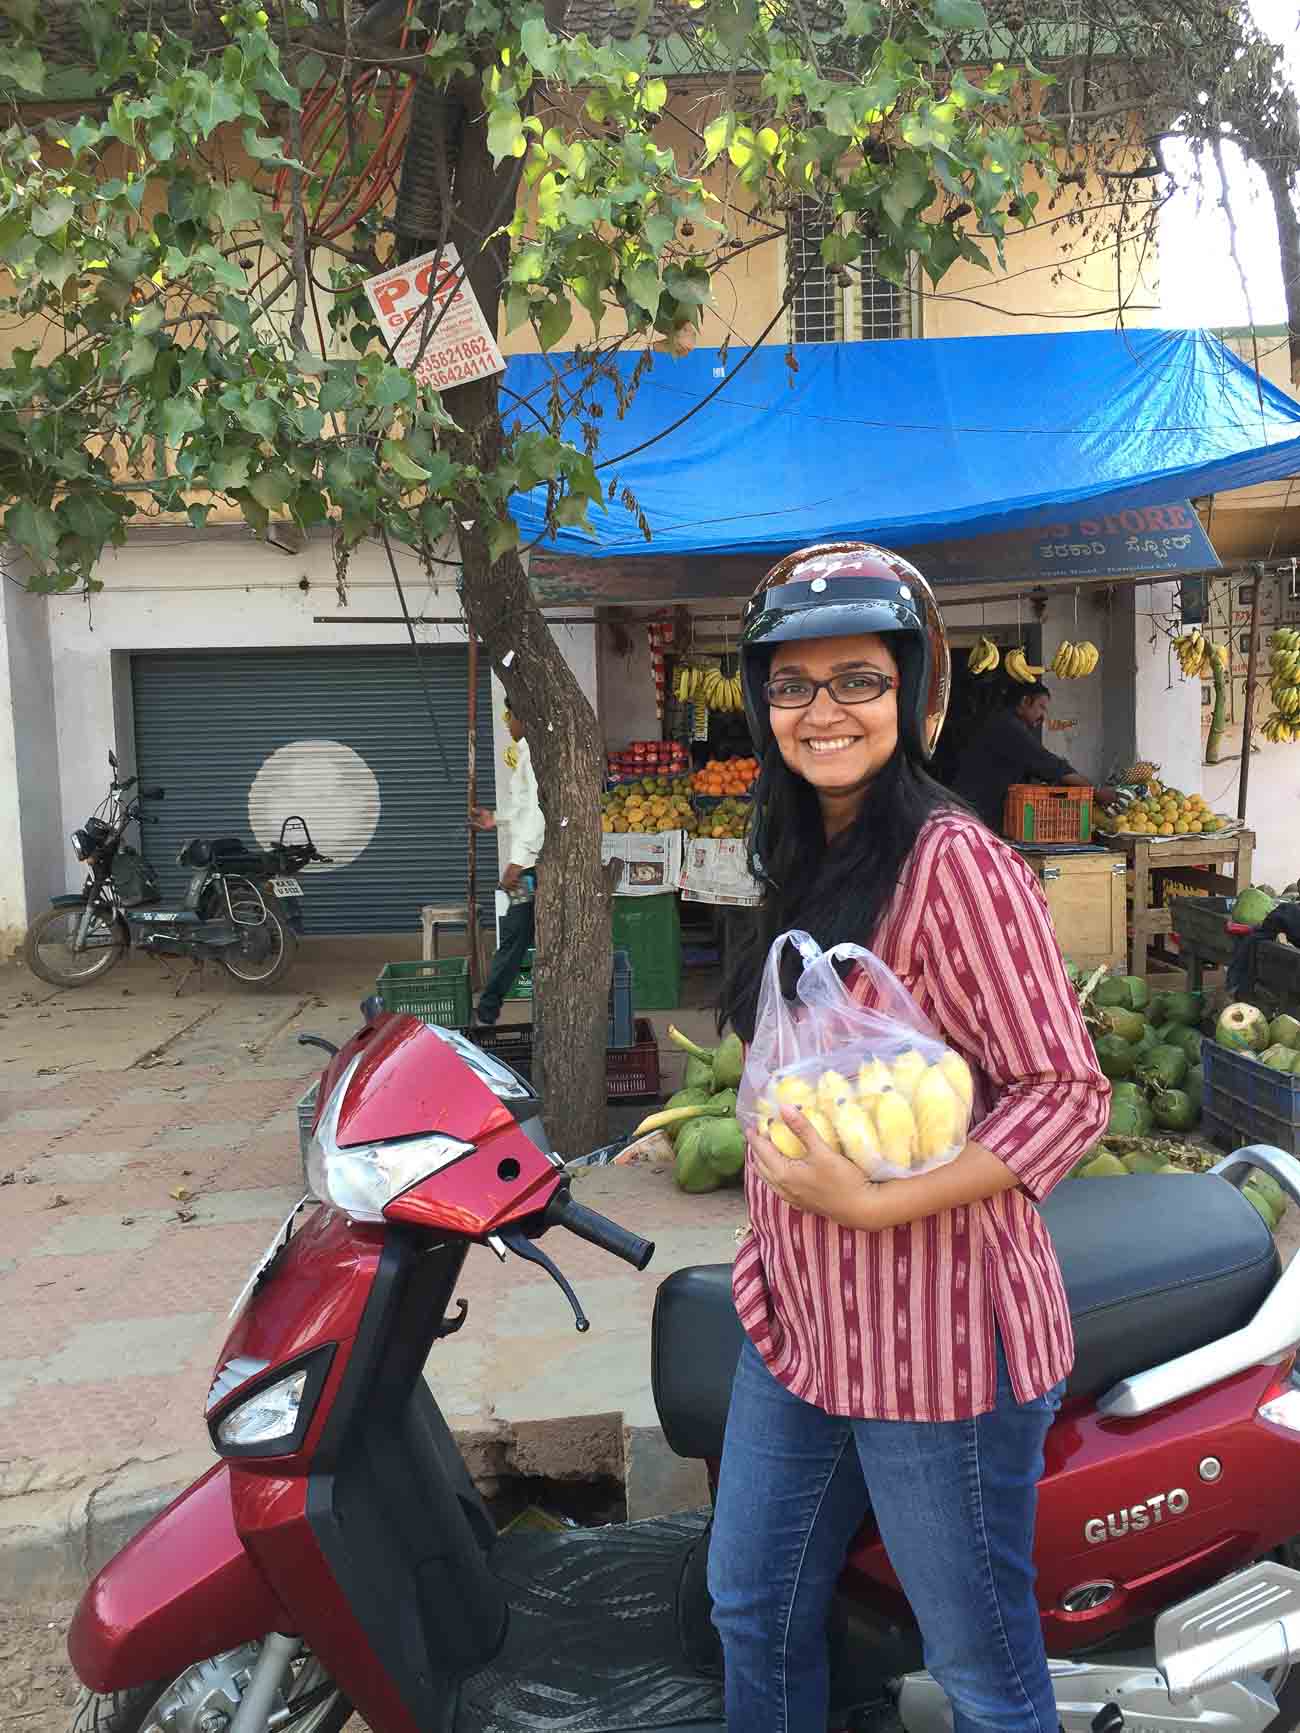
[1102,831,1255,979]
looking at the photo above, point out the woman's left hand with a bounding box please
[750,1107,887,1230]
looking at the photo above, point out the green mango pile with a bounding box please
[634,1025,747,1194]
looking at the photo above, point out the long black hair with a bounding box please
[717,735,959,1042]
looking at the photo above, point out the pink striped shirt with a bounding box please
[733,811,1111,1421]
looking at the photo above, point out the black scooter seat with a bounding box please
[651,1174,1279,1462]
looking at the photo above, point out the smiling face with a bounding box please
[767,632,901,819]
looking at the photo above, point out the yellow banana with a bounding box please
[1052,640,1074,678]
[889,1048,929,1100]
[937,1051,974,1113]
[873,1091,918,1168]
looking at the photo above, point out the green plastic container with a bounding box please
[613,893,681,1011]
[376,958,472,1027]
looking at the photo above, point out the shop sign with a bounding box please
[908,502,1219,585]
[363,244,506,391]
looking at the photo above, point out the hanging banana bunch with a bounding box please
[1005,647,1046,684]
[1172,627,1226,679]
[674,662,744,713]
[1050,640,1100,678]
[968,636,1000,676]
[1263,628,1300,743]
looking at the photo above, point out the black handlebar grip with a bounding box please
[119,775,138,793]
[543,1189,655,1270]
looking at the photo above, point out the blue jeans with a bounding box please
[708,1336,1064,1733]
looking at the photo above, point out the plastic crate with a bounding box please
[612,894,681,1010]
[376,957,471,1027]
[469,1015,660,1102]
[1169,895,1235,954]
[504,949,634,1049]
[1003,785,1093,845]
[1253,938,1300,1007]
[1202,1040,1300,1158]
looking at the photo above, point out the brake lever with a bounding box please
[496,1226,590,1332]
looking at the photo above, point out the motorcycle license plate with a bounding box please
[228,1195,311,1320]
[269,877,303,898]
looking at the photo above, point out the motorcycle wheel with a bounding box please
[25,904,125,987]
[70,1643,350,1733]
[221,894,297,989]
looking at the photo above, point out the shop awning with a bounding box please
[505,328,1300,596]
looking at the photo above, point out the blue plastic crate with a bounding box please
[1203,1040,1300,1158]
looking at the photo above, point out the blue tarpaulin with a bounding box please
[505,328,1300,573]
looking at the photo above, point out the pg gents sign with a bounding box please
[363,245,506,391]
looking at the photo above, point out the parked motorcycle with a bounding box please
[25,752,331,990]
[64,1003,1300,1733]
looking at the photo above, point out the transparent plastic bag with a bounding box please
[736,930,974,1181]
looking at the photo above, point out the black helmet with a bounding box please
[739,541,950,760]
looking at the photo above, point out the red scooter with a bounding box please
[67,1007,1300,1733]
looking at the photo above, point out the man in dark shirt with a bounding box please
[953,683,1120,833]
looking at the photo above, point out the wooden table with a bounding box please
[1102,831,1255,979]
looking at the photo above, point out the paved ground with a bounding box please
[0,940,734,1601]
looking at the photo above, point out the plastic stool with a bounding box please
[420,903,487,982]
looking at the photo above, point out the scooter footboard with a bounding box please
[68,1464,289,1693]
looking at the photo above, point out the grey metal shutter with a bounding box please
[130,647,497,935]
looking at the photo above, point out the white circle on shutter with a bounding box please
[248,739,381,870]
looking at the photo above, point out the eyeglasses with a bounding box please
[763,671,898,709]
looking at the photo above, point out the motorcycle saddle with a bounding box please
[178,835,255,869]
[651,1174,1279,1460]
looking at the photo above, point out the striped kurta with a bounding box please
[733,811,1111,1421]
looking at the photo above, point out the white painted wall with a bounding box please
[16,533,597,906]
[598,617,660,748]
[0,556,62,950]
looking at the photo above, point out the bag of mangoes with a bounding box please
[736,929,974,1181]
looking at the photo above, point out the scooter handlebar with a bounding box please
[542,1188,655,1271]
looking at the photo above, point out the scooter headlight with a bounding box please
[306,1057,475,1222]
[208,1347,334,1458]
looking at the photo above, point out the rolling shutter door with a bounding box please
[130,646,497,935]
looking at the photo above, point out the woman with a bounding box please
[709,542,1110,1733]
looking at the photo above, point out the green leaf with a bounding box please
[210,180,262,231]
[187,503,214,530]
[374,365,415,407]
[932,0,987,26]
[209,449,252,492]
[235,397,278,440]
[382,439,432,484]
[487,103,527,166]
[554,494,592,529]
[7,43,45,92]
[294,51,326,89]
[319,375,354,414]
[121,337,157,382]
[702,115,733,162]
[6,500,60,564]
[486,517,520,563]
[149,124,176,162]
[30,197,74,238]
[505,286,533,333]
[536,296,572,351]
[643,212,676,255]
[844,0,881,32]
[249,466,297,510]
[243,127,280,161]
[881,153,932,228]
[642,77,667,113]
[819,229,862,267]
[57,116,102,158]
[664,265,711,307]
[520,15,557,75]
[512,245,547,285]
[191,75,246,138]
[159,398,204,442]
[624,261,661,315]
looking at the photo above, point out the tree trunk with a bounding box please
[441,95,613,1158]
[1261,156,1300,391]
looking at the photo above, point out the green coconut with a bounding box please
[1122,976,1151,1011]
[1112,1081,1146,1104]
[684,1054,715,1092]
[1169,1026,1203,1066]
[1095,1034,1138,1079]
[1079,1150,1129,1178]
[1151,1089,1196,1132]
[1242,1182,1281,1230]
[713,1033,744,1090]
[1260,1045,1298,1074]
[1094,977,1131,1008]
[1215,1003,1272,1054]
[1101,1007,1147,1044]
[1270,1014,1300,1050]
[1107,1097,1146,1137]
[665,1087,713,1114]
[1136,1044,1188,1090]
[1149,991,1204,1029]
[1232,886,1279,927]
[1124,1149,1168,1173]
[1185,1064,1204,1115]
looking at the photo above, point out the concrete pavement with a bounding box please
[0,943,737,1596]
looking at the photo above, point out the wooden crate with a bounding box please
[1022,849,1127,971]
[1101,832,1254,979]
